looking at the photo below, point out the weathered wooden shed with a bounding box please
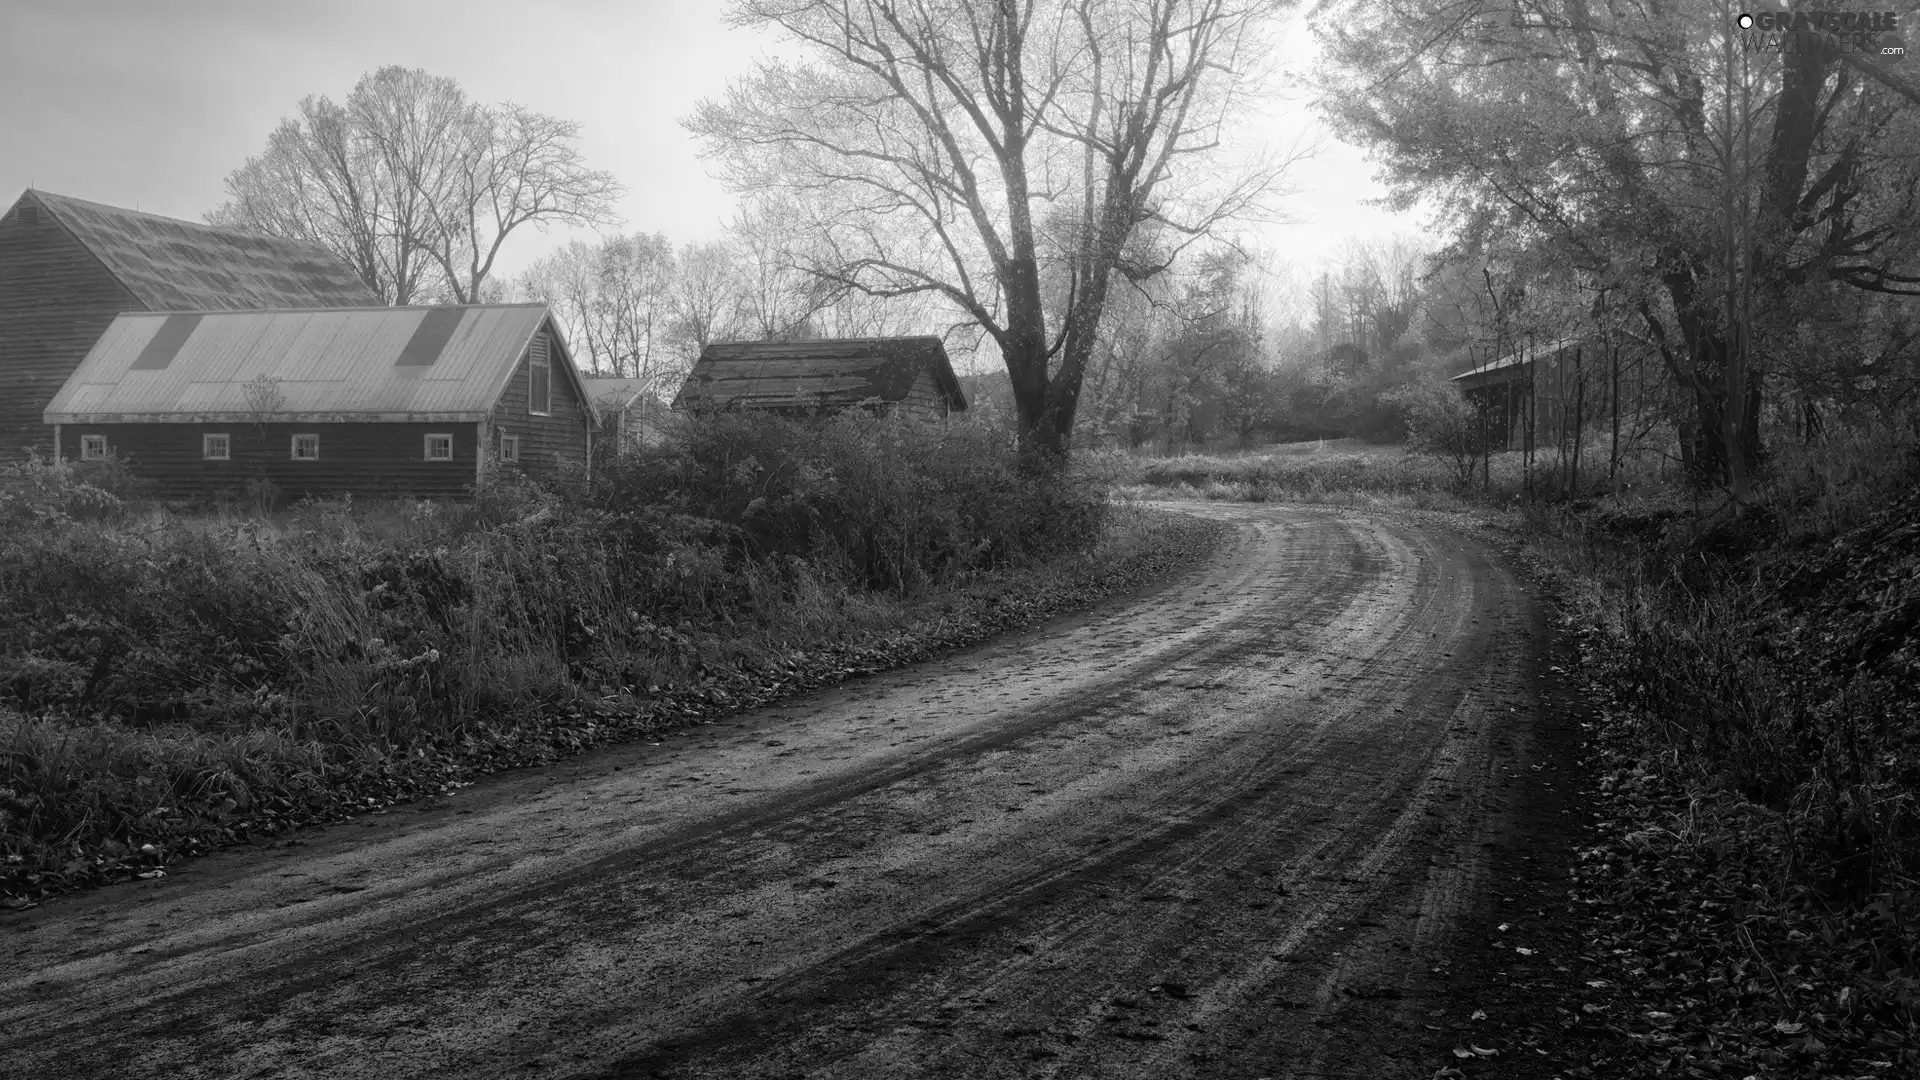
[671,338,968,418]
[43,304,593,501]
[0,189,377,461]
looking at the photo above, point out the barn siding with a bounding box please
[486,323,590,476]
[0,199,141,460]
[58,422,478,500]
[901,367,949,417]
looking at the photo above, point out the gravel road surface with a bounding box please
[1,502,1570,1079]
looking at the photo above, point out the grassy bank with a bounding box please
[0,415,1225,903]
[1507,422,1920,1077]
[1089,437,1674,510]
[1118,426,1920,1074]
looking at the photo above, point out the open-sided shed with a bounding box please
[44,303,593,501]
[1451,335,1659,453]
[672,337,968,418]
[581,377,671,452]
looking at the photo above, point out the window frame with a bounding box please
[499,428,520,463]
[528,333,552,416]
[290,433,319,461]
[424,432,454,462]
[202,433,231,461]
[79,433,107,460]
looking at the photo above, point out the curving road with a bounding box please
[0,503,1561,1079]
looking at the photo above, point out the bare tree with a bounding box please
[728,201,842,340]
[520,240,618,369]
[670,240,745,361]
[521,233,683,390]
[689,0,1297,455]
[429,101,625,303]
[213,66,622,306]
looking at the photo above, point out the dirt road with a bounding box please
[0,503,1575,1079]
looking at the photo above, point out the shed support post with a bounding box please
[52,424,61,464]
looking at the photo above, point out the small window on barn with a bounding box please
[528,332,551,416]
[203,433,230,460]
[14,205,38,227]
[291,433,319,461]
[424,433,453,461]
[499,429,520,463]
[80,434,107,460]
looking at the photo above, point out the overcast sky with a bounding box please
[1,0,1421,289]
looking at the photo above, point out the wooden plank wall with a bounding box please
[486,325,590,476]
[0,199,142,461]
[901,367,950,418]
[59,422,479,501]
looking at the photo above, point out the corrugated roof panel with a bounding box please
[268,314,354,383]
[128,314,203,371]
[185,311,275,386]
[175,383,238,412]
[57,385,119,413]
[397,307,464,366]
[44,305,569,422]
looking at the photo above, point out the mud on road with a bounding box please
[1,503,1583,1079]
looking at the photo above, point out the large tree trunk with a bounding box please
[1002,192,1128,459]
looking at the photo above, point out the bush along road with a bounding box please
[1,503,1598,1079]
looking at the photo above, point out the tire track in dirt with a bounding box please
[0,503,1545,1079]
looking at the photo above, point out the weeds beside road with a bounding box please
[0,414,1221,904]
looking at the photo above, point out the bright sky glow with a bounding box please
[1,1,1425,289]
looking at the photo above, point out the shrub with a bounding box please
[593,411,1107,592]
[1381,380,1488,491]
[0,410,1114,891]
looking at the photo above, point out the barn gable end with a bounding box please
[0,189,378,461]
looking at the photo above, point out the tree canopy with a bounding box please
[1317,0,1920,498]
[689,0,1297,454]
[211,66,622,305]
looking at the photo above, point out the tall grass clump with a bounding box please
[0,414,1110,893]
[1091,439,1538,509]
[1531,417,1920,897]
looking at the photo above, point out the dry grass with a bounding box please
[0,415,1128,896]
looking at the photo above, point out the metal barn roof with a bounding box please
[581,376,666,413]
[45,304,581,423]
[672,337,968,413]
[1450,336,1584,389]
[23,190,378,310]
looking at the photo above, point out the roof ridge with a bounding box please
[19,188,381,311]
[110,302,549,317]
[29,189,310,247]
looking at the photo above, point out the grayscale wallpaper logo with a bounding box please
[1736,8,1908,61]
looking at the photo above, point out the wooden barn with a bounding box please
[0,189,377,461]
[43,304,593,501]
[671,338,968,418]
[1451,335,1660,452]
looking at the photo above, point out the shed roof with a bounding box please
[45,304,587,424]
[19,190,378,310]
[672,337,968,413]
[581,376,667,412]
[1450,336,1584,389]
